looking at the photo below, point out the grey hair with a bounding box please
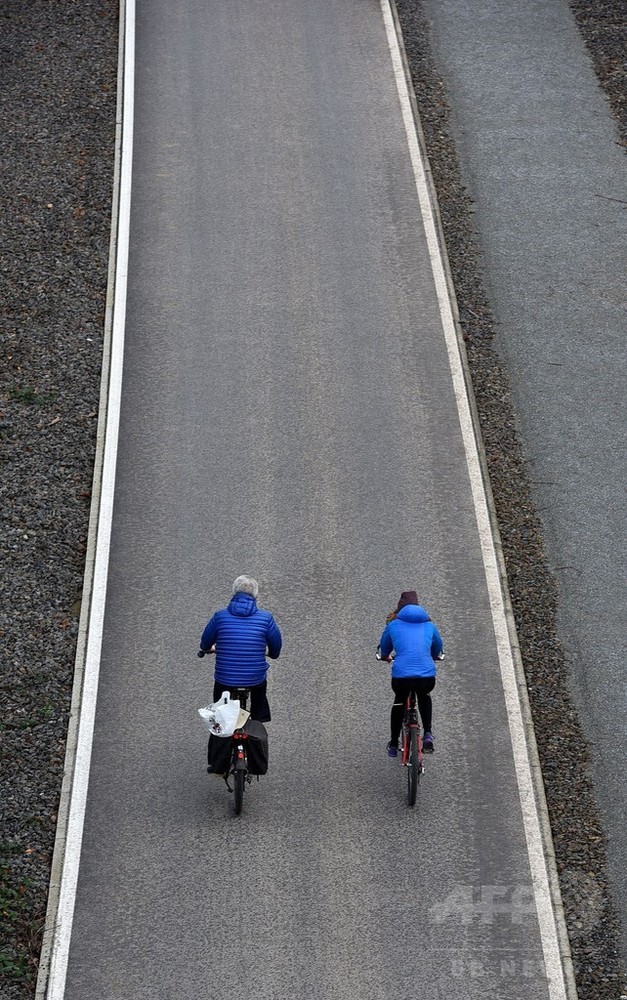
[232,575,259,598]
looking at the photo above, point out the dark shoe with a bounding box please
[387,741,398,758]
[423,732,434,753]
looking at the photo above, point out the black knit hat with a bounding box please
[397,590,419,611]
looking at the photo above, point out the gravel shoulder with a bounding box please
[0,2,118,995]
[0,2,624,998]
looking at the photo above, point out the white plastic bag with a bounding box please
[198,691,245,737]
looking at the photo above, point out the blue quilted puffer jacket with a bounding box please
[200,592,282,687]
[379,604,443,679]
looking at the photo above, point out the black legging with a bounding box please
[390,676,436,744]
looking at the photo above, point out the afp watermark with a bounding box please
[429,873,605,937]
[429,884,537,925]
[450,956,547,981]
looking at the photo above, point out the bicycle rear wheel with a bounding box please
[407,728,419,807]
[233,767,245,815]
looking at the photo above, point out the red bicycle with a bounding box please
[399,688,424,807]
[377,651,425,807]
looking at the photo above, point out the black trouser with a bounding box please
[390,676,436,745]
[212,680,271,723]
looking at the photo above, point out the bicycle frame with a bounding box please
[223,688,254,814]
[401,690,424,769]
[225,688,250,778]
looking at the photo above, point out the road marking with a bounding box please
[378,3,575,998]
[35,1,135,996]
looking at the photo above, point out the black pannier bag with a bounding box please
[244,719,269,775]
[207,734,233,775]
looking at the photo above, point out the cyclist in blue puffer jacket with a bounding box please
[199,576,282,722]
[378,590,443,756]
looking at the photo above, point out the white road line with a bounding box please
[35,1,135,996]
[379,3,575,999]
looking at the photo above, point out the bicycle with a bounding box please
[205,685,269,815]
[399,687,424,807]
[376,651,426,808]
[198,650,268,815]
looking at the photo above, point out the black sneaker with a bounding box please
[387,741,398,758]
[423,732,434,753]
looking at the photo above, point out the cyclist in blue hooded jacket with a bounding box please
[198,575,282,723]
[378,590,443,756]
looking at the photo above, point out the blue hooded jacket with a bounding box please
[200,592,282,687]
[379,604,443,679]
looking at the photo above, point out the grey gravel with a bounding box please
[0,1,117,996]
[0,1,624,998]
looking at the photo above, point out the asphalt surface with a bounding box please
[421,0,627,955]
[62,2,563,997]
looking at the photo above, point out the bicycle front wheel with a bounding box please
[407,728,419,807]
[233,768,245,815]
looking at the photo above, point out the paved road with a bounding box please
[421,0,627,955]
[61,2,566,997]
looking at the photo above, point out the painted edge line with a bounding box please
[34,0,135,996]
[379,3,577,999]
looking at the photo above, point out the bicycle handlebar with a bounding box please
[376,650,444,661]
